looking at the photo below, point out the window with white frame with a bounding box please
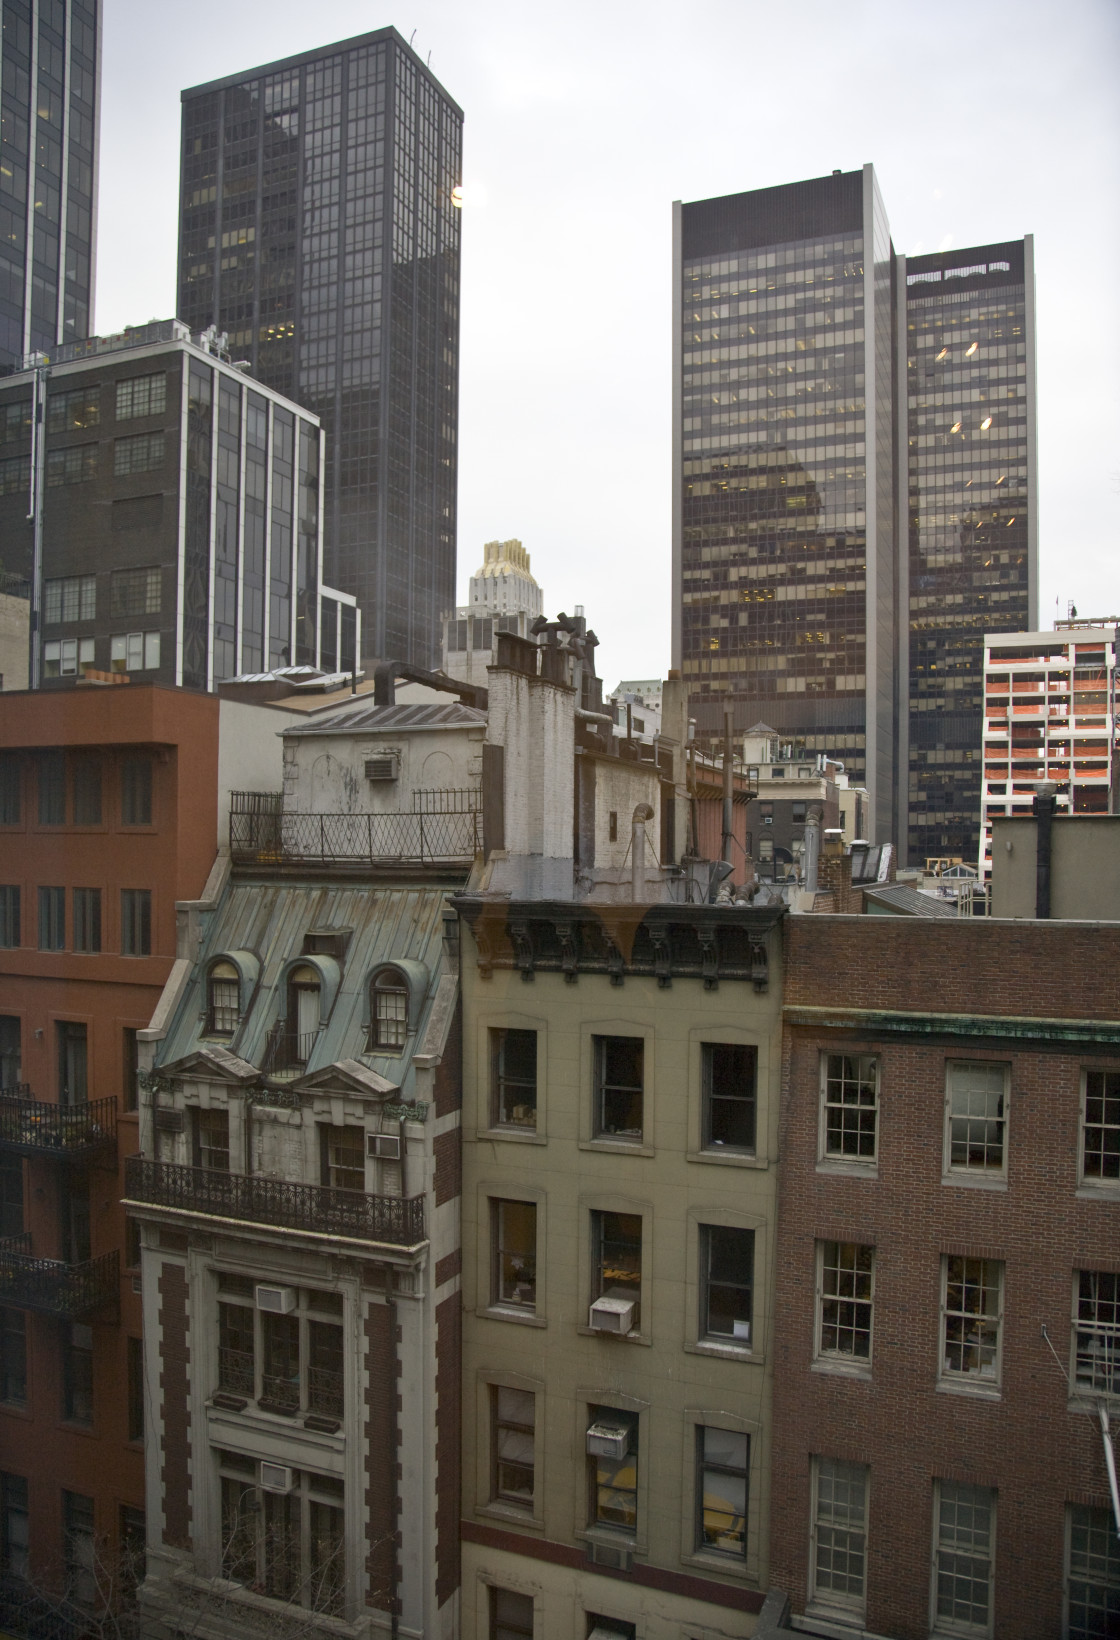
[931,1481,994,1636]
[819,1053,878,1163]
[110,631,160,672]
[695,1426,749,1560]
[44,575,96,625]
[1065,1503,1120,1640]
[1073,1270,1120,1397]
[207,961,241,1035]
[369,967,408,1050]
[941,1257,1002,1386]
[816,1241,874,1364]
[809,1456,868,1614]
[1081,1070,1120,1186]
[43,638,95,678]
[944,1062,1008,1178]
[216,1448,344,1615]
[489,1028,537,1130]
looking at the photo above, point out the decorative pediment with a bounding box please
[288,1058,401,1100]
[156,1045,259,1085]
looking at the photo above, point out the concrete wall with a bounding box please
[283,723,485,815]
[990,814,1120,919]
[216,697,304,840]
[0,591,29,690]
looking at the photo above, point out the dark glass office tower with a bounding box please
[902,241,1037,864]
[0,0,101,369]
[672,168,899,839]
[178,29,462,665]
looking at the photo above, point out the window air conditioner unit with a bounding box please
[585,1543,633,1574]
[364,755,398,782]
[259,1461,294,1495]
[255,1284,297,1314]
[586,1419,631,1460]
[588,1296,636,1335]
[367,1133,401,1161]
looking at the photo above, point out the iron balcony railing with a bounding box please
[0,1093,117,1163]
[229,792,481,867]
[261,1021,320,1076]
[125,1157,426,1246]
[0,1234,119,1318]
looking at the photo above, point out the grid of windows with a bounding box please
[207,962,241,1034]
[820,1053,878,1161]
[1066,1503,1120,1640]
[113,432,165,476]
[817,1240,874,1362]
[932,1481,994,1635]
[1082,1070,1120,1184]
[44,574,96,624]
[941,1257,1002,1384]
[47,386,100,433]
[1073,1270,1120,1397]
[115,373,167,420]
[110,566,161,617]
[46,444,98,486]
[321,1125,363,1192]
[811,1457,868,1611]
[110,631,160,672]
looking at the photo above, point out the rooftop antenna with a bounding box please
[409,28,416,46]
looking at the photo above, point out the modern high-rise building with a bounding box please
[672,170,1037,856]
[0,0,101,369]
[177,28,462,668]
[903,241,1036,863]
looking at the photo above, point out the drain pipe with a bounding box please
[721,704,735,871]
[384,1263,400,1640]
[1101,1405,1120,1544]
[1034,783,1056,919]
[631,804,654,902]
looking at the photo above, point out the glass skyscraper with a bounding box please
[903,240,1036,863]
[0,0,101,369]
[178,28,462,666]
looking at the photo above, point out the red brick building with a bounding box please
[0,685,220,1616]
[770,916,1120,1638]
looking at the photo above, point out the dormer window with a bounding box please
[287,965,322,1066]
[370,968,408,1051]
[208,961,241,1036]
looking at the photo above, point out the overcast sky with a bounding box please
[96,0,1120,687]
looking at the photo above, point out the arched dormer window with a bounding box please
[287,964,322,1065]
[370,967,409,1052]
[207,960,241,1035]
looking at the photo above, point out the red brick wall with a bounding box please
[435,1291,461,1608]
[771,919,1120,1638]
[364,1300,400,1611]
[158,1261,191,1549]
[434,1126,461,1207]
[434,997,462,1118]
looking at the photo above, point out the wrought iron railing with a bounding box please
[261,1021,320,1076]
[0,1235,119,1318]
[260,1373,300,1415]
[229,792,481,866]
[218,1346,254,1398]
[308,1365,345,1419]
[0,1094,117,1162]
[124,1157,426,1246]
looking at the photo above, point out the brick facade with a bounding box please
[434,1124,461,1207]
[364,1299,401,1611]
[435,1290,462,1608]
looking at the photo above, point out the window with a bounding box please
[1073,1270,1120,1396]
[0,1155,22,1234]
[218,1283,343,1421]
[62,1324,94,1425]
[44,574,96,624]
[817,1241,874,1364]
[285,966,321,1066]
[0,888,20,949]
[593,1035,644,1141]
[0,754,20,825]
[57,1022,87,1105]
[820,1054,878,1162]
[38,751,65,824]
[0,1474,28,1579]
[490,1028,537,1129]
[191,1108,230,1171]
[492,1199,536,1312]
[72,758,102,824]
[592,1211,642,1327]
[116,373,166,421]
[701,1225,753,1345]
[47,444,98,487]
[702,1042,756,1151]
[72,888,101,953]
[61,1176,90,1263]
[43,637,96,678]
[369,967,408,1050]
[114,432,165,476]
[47,385,100,433]
[0,1310,26,1407]
[1082,1070,1120,1185]
[218,1289,255,1398]
[491,1386,535,1510]
[121,889,151,956]
[489,1587,534,1640]
[110,631,160,672]
[1,399,31,445]
[0,454,30,495]
[123,1028,140,1113]
[110,566,161,617]
[941,1257,1002,1386]
[120,756,152,824]
[321,1125,363,1192]
[588,1406,638,1534]
[38,886,65,950]
[127,1336,144,1440]
[810,1457,868,1613]
[63,1489,97,1606]
[1066,1503,1120,1640]
[207,961,240,1034]
[932,1481,994,1635]
[945,1062,1007,1178]
[695,1426,748,1560]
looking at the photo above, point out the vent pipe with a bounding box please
[631,803,654,903]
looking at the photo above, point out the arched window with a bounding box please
[286,964,322,1065]
[370,968,409,1051]
[207,960,241,1035]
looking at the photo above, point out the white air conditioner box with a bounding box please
[364,755,398,782]
[586,1419,631,1460]
[255,1284,297,1314]
[585,1543,633,1574]
[367,1133,402,1161]
[588,1295,636,1335]
[259,1461,293,1494]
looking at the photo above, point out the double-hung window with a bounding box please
[944,1061,1008,1180]
[819,1053,878,1164]
[492,1199,537,1312]
[700,1225,753,1345]
[1081,1070,1120,1187]
[1073,1270,1120,1397]
[702,1042,756,1152]
[941,1257,1002,1388]
[1066,1503,1120,1640]
[191,1108,230,1172]
[490,1028,538,1130]
[72,888,101,953]
[121,889,151,956]
[591,1211,642,1329]
[695,1427,748,1560]
[593,1035,643,1141]
[587,1406,638,1535]
[931,1481,995,1636]
[816,1241,874,1365]
[491,1386,535,1510]
[810,1457,868,1615]
[38,887,65,950]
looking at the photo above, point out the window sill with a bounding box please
[815,1160,878,1180]
[936,1377,1001,1402]
[579,1138,655,1159]
[680,1548,757,1584]
[577,1324,651,1347]
[798,1606,873,1638]
[811,1357,873,1382]
[684,1338,757,1365]
[687,1148,768,1170]
[575,1526,646,1556]
[941,1171,1007,1192]
[1075,1184,1120,1202]
[478,1304,547,1329]
[477,1126,547,1146]
[476,1501,544,1531]
[0,1401,31,1421]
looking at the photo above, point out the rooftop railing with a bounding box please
[124,1157,426,1247]
[229,792,481,867]
[261,1021,321,1077]
[0,1093,117,1163]
[0,1234,119,1318]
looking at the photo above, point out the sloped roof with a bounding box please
[284,701,486,736]
[864,883,958,918]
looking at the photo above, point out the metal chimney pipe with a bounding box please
[1034,783,1056,919]
[631,803,654,902]
[722,704,735,869]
